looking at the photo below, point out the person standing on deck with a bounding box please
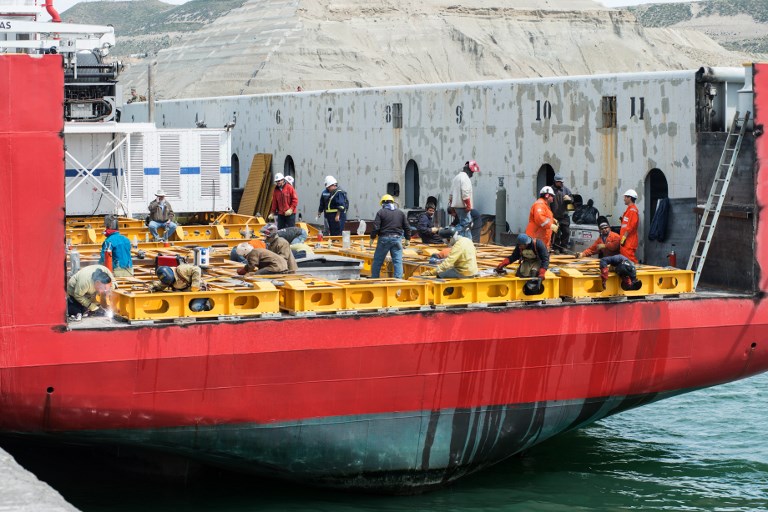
[99,226,133,277]
[619,189,640,263]
[448,160,480,239]
[551,174,573,253]
[370,194,411,279]
[269,173,299,229]
[526,186,558,249]
[317,176,349,236]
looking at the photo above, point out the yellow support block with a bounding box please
[416,273,560,306]
[111,282,279,321]
[279,279,347,313]
[279,278,430,313]
[341,278,429,310]
[558,267,694,298]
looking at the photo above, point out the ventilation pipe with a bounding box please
[44,0,61,22]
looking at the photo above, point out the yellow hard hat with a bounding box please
[380,194,395,205]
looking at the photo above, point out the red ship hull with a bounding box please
[1,56,768,492]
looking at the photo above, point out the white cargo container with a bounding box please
[64,123,232,216]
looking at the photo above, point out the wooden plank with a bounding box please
[238,153,272,216]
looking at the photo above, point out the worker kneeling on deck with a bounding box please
[67,265,115,321]
[234,242,289,275]
[495,234,549,279]
[151,264,212,311]
[576,216,621,259]
[262,223,298,272]
[599,254,642,291]
[420,227,478,278]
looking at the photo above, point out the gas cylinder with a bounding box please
[68,246,81,275]
[104,248,113,271]
[495,177,507,245]
[667,250,677,268]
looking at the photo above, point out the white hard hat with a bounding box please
[155,189,167,197]
[274,173,285,182]
[285,176,294,185]
[624,189,638,199]
[324,176,337,188]
[235,242,254,257]
[540,186,554,196]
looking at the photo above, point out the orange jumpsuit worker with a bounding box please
[526,186,558,249]
[619,189,640,263]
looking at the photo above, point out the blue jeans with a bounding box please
[149,220,177,241]
[289,229,308,245]
[453,207,472,239]
[371,236,404,279]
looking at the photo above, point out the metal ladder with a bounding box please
[687,110,751,288]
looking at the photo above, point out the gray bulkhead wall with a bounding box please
[123,71,699,261]
[695,133,756,291]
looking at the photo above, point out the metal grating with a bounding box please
[200,133,220,198]
[128,134,144,201]
[159,133,181,199]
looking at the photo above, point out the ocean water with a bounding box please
[6,372,767,512]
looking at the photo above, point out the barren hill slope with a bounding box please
[65,0,750,100]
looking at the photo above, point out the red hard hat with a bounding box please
[465,160,480,173]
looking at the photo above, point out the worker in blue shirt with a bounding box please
[600,254,642,291]
[99,226,133,277]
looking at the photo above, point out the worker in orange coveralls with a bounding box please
[526,186,558,249]
[619,189,640,263]
[576,216,621,259]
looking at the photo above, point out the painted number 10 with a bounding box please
[536,100,552,121]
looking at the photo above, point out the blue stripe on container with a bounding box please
[180,167,201,175]
[64,168,118,178]
[144,168,160,175]
[220,166,232,174]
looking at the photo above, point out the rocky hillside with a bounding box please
[61,0,752,100]
[630,0,768,54]
[62,0,247,56]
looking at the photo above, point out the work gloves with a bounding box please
[620,235,627,246]
[237,267,248,276]
[285,208,293,216]
[537,267,547,279]
[463,198,472,211]
[551,220,559,233]
[267,213,275,221]
[421,269,435,277]
[495,258,511,272]
[403,239,411,247]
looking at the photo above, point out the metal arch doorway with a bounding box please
[284,155,296,182]
[536,164,555,197]
[231,153,240,188]
[405,159,420,208]
[643,168,669,264]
